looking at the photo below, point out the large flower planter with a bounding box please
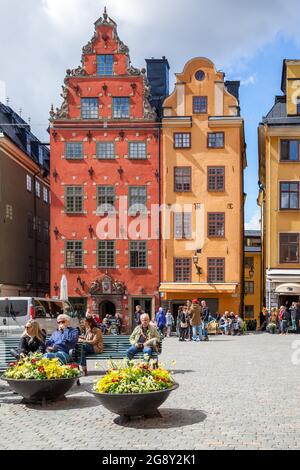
[1,376,79,403]
[91,383,179,423]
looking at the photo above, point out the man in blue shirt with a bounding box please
[44,314,79,364]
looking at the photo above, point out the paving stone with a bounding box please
[0,334,299,450]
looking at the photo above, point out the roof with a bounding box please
[0,102,49,172]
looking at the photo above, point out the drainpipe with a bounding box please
[158,124,162,311]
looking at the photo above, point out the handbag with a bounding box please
[180,321,188,328]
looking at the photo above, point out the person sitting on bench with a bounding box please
[44,314,79,364]
[127,314,160,361]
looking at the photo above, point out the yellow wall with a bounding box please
[244,252,262,322]
[265,134,300,269]
[161,58,245,314]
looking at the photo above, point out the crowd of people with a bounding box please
[261,302,300,334]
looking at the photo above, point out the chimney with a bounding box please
[145,57,170,119]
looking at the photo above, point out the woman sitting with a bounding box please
[78,317,104,375]
[11,320,46,359]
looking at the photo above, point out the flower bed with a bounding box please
[93,360,174,394]
[3,355,80,380]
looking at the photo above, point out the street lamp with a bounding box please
[193,254,202,276]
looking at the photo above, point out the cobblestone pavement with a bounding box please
[0,333,299,450]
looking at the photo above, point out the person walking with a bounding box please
[176,310,181,337]
[178,307,189,342]
[133,305,143,330]
[156,307,166,336]
[289,302,297,332]
[186,300,193,341]
[279,305,289,335]
[201,300,210,341]
[190,299,203,342]
[165,309,174,337]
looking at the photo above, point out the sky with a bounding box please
[1,0,300,229]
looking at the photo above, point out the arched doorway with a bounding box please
[99,301,116,319]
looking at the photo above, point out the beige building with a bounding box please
[259,60,300,310]
[0,103,50,297]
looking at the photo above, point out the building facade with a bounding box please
[244,230,262,328]
[50,9,167,330]
[159,58,246,319]
[259,60,300,310]
[0,103,50,297]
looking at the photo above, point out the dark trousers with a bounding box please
[179,327,187,341]
[80,343,94,367]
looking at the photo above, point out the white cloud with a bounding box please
[1,0,300,141]
[245,210,261,231]
[241,75,257,86]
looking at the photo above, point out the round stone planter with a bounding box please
[91,383,179,423]
[1,376,79,403]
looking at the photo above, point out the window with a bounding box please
[5,205,13,220]
[44,220,50,243]
[66,143,83,160]
[65,186,84,214]
[193,96,207,113]
[81,98,99,119]
[113,97,130,118]
[245,257,254,268]
[26,175,32,192]
[208,132,224,148]
[174,167,191,192]
[129,142,147,159]
[174,133,191,149]
[174,258,192,282]
[38,146,44,166]
[297,98,300,115]
[208,213,225,237]
[37,259,43,284]
[245,281,254,294]
[27,212,34,239]
[174,212,192,239]
[280,140,299,161]
[97,240,116,268]
[208,167,225,192]
[43,187,48,203]
[128,186,147,214]
[97,55,114,76]
[96,142,115,159]
[245,306,254,319]
[280,182,299,209]
[97,186,115,214]
[35,181,41,198]
[129,241,147,268]
[36,217,42,242]
[65,241,84,268]
[280,233,299,263]
[45,261,50,285]
[208,258,225,283]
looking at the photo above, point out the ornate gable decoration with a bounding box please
[88,276,126,296]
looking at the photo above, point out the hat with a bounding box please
[192,299,198,304]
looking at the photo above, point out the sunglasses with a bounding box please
[25,325,32,329]
[57,320,66,324]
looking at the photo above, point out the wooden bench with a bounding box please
[0,335,161,373]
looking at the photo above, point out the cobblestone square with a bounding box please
[0,333,299,450]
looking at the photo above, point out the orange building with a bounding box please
[159,58,246,319]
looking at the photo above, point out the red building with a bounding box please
[50,9,166,331]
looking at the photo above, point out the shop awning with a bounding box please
[275,283,300,295]
[159,283,238,294]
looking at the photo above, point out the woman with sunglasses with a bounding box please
[78,317,103,376]
[10,320,46,359]
[44,314,79,364]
